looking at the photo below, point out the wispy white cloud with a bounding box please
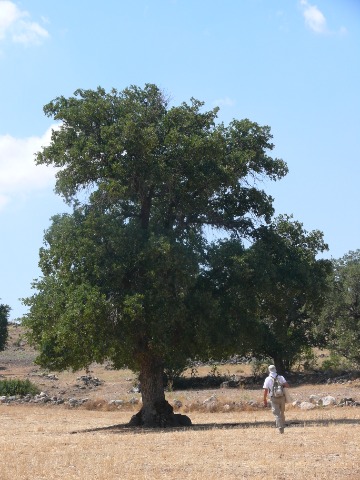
[299,0,347,36]
[300,0,327,34]
[0,126,58,212]
[0,0,49,46]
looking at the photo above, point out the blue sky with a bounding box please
[0,0,359,321]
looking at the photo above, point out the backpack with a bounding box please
[271,375,284,398]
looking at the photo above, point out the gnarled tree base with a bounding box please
[128,399,192,428]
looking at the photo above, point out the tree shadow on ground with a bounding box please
[71,418,360,435]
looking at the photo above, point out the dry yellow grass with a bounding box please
[1,327,359,478]
[0,405,359,479]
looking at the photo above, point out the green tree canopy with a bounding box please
[319,250,360,367]
[0,302,10,352]
[23,84,287,426]
[247,215,332,373]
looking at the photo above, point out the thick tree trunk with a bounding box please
[273,356,286,376]
[128,355,192,428]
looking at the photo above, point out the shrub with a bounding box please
[0,379,40,396]
[250,358,268,378]
[320,352,352,373]
[293,347,318,372]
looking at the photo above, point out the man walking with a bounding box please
[263,364,289,434]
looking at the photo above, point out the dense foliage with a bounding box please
[246,215,332,372]
[206,215,332,373]
[0,379,40,397]
[0,302,10,352]
[23,83,297,425]
[319,250,360,367]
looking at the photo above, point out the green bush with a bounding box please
[320,352,352,373]
[0,379,40,396]
[293,347,318,372]
[250,358,268,377]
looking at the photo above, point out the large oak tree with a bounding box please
[24,84,287,426]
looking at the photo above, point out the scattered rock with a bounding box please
[68,398,80,407]
[109,399,124,406]
[203,395,218,410]
[172,399,183,409]
[28,372,59,381]
[76,375,102,387]
[203,395,217,404]
[128,386,140,394]
[338,397,360,407]
[220,381,230,389]
[320,395,336,406]
[220,379,242,389]
[299,401,316,410]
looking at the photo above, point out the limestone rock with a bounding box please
[299,401,316,410]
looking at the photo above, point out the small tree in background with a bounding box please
[319,250,360,367]
[23,84,288,427]
[0,302,10,352]
[248,215,332,373]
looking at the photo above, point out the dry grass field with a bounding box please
[0,405,359,479]
[1,325,360,479]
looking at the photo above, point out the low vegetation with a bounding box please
[0,378,40,396]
